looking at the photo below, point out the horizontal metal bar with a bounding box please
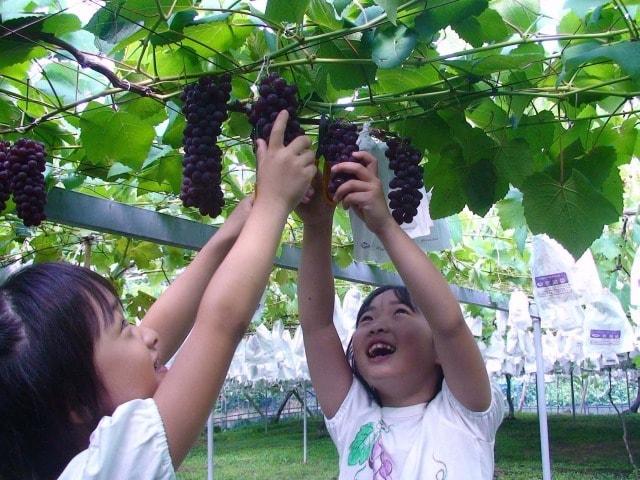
[45,188,508,310]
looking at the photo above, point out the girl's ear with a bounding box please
[68,409,85,425]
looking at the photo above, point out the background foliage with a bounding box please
[0,0,639,326]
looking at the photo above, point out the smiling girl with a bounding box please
[0,110,316,480]
[297,151,504,479]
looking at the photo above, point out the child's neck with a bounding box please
[377,374,440,407]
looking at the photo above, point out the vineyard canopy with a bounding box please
[0,1,639,309]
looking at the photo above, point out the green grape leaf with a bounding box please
[376,65,440,93]
[521,170,619,258]
[493,138,534,189]
[374,0,400,25]
[42,14,82,35]
[80,103,155,171]
[492,0,540,33]
[265,0,311,23]
[308,0,342,30]
[415,0,488,39]
[454,8,510,47]
[371,24,417,68]
[561,41,640,82]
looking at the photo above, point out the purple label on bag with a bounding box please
[535,272,568,288]
[590,329,621,345]
[534,272,572,297]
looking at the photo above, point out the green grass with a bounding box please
[177,414,640,479]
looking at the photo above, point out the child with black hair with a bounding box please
[0,110,316,480]
[297,150,504,479]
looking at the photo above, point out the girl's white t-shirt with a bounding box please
[326,379,505,480]
[59,398,176,480]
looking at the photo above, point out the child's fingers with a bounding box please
[341,191,371,211]
[255,138,268,164]
[351,151,378,175]
[268,110,289,149]
[287,134,312,155]
[331,162,376,182]
[332,179,371,203]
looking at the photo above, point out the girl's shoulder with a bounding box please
[59,398,176,480]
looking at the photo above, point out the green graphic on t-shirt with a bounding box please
[347,422,375,466]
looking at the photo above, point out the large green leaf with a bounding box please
[374,0,400,25]
[415,0,488,39]
[454,8,510,47]
[0,39,47,70]
[492,0,540,33]
[521,170,619,258]
[371,24,417,68]
[376,65,440,93]
[493,138,534,189]
[35,62,107,106]
[308,0,342,30]
[80,103,155,171]
[265,0,311,23]
[561,41,640,82]
[446,47,544,76]
[42,14,82,35]
[85,2,143,53]
[317,39,376,90]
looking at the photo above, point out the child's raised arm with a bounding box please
[332,152,491,412]
[296,176,353,418]
[141,196,252,365]
[155,110,316,466]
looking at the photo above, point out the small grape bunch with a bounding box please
[0,141,11,213]
[319,120,360,196]
[180,74,232,218]
[385,137,424,225]
[248,73,304,145]
[8,139,47,227]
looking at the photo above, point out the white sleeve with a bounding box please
[58,398,175,480]
[324,377,373,449]
[440,380,505,442]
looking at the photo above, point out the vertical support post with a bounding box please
[207,410,214,480]
[303,382,308,464]
[626,368,631,410]
[533,316,552,480]
[570,366,576,419]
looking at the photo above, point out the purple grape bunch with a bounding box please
[385,137,424,225]
[180,74,232,218]
[0,141,11,214]
[248,73,304,145]
[7,139,47,227]
[319,120,361,195]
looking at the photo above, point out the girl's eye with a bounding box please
[358,316,372,325]
[395,308,409,315]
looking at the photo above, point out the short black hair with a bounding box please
[0,262,120,479]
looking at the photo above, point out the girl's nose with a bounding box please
[138,325,159,349]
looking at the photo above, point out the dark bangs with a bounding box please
[356,285,416,327]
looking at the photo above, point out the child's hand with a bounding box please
[332,151,394,235]
[295,173,335,228]
[255,110,316,212]
[218,194,254,239]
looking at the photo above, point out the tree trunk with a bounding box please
[505,374,515,419]
[628,374,640,413]
[273,390,295,423]
[518,376,528,412]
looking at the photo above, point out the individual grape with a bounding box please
[318,120,361,195]
[248,73,304,145]
[385,136,424,225]
[0,141,11,213]
[180,74,231,218]
[8,139,47,227]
